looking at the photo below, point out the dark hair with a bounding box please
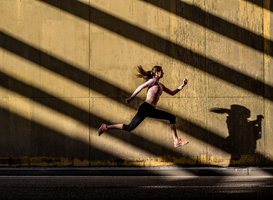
[136,65,162,81]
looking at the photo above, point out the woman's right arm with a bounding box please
[126,78,156,104]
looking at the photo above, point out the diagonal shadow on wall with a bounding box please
[1,1,272,169]
[37,0,272,102]
[142,0,272,56]
[0,31,265,158]
[0,33,272,167]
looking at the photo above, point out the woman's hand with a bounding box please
[178,79,188,90]
[125,98,132,104]
[182,79,188,87]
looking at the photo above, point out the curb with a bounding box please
[1,167,273,176]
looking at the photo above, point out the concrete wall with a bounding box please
[0,0,272,167]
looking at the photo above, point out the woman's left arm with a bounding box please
[163,79,188,96]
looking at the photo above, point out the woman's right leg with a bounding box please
[98,123,123,136]
[101,112,145,133]
[106,124,123,130]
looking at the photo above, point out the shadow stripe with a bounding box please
[0,31,268,158]
[37,0,271,101]
[142,0,272,56]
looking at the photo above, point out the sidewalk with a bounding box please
[1,167,273,176]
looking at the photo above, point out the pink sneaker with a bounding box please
[174,139,189,147]
[98,124,107,136]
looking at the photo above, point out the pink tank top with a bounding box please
[147,79,163,98]
[129,78,182,99]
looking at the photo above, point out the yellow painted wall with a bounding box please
[0,0,272,167]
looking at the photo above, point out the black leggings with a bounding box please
[123,102,176,131]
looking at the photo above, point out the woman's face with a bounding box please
[156,70,164,78]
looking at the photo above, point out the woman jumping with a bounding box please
[98,66,189,147]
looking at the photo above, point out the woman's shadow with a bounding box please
[210,105,263,165]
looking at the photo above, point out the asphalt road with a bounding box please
[0,176,273,199]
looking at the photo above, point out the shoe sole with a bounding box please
[98,124,105,136]
[174,141,189,147]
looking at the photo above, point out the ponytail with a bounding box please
[136,65,162,81]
